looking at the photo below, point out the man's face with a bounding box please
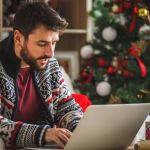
[20,25,59,70]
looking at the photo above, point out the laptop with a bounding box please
[24,103,150,150]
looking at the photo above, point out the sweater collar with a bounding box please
[0,32,21,79]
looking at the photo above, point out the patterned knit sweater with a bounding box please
[0,34,83,147]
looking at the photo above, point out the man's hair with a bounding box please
[13,1,68,39]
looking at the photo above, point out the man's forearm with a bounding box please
[0,116,49,147]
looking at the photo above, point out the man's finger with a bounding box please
[57,131,70,144]
[54,136,65,148]
[61,129,72,138]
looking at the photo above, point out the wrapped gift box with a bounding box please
[145,121,150,140]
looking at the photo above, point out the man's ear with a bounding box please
[13,30,25,46]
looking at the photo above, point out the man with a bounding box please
[0,1,83,149]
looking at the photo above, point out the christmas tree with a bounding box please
[75,0,150,104]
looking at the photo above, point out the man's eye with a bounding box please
[38,43,46,47]
[52,41,57,45]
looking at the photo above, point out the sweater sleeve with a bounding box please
[15,123,49,147]
[0,115,50,147]
[51,60,83,131]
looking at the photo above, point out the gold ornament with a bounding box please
[136,40,149,53]
[112,4,119,13]
[137,89,150,99]
[111,57,118,67]
[108,94,122,104]
[140,89,150,94]
[138,8,149,18]
[137,92,144,99]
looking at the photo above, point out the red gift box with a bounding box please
[145,121,150,140]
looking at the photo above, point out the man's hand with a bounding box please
[44,127,72,148]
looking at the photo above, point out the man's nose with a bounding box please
[44,45,54,57]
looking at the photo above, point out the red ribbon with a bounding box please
[129,0,144,32]
[117,0,142,32]
[129,6,138,32]
[136,57,147,77]
[128,45,147,77]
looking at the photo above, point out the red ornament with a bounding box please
[107,66,117,75]
[97,58,108,68]
[81,69,89,78]
[81,68,93,83]
[127,43,140,56]
[123,1,131,9]
[86,60,93,67]
[122,59,128,67]
[118,1,131,13]
[123,69,134,78]
[127,43,147,77]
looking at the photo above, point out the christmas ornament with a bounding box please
[96,81,111,96]
[112,4,119,13]
[105,45,112,50]
[137,90,146,99]
[138,8,149,18]
[139,24,150,35]
[122,59,128,67]
[127,43,147,77]
[119,14,126,25]
[111,57,118,67]
[139,24,150,40]
[128,43,141,56]
[103,74,109,81]
[102,26,117,42]
[97,57,108,68]
[123,69,134,78]
[117,1,131,13]
[81,67,93,83]
[117,70,122,75]
[136,89,150,100]
[94,49,101,55]
[81,69,89,78]
[108,94,122,104]
[80,45,94,59]
[93,10,102,18]
[136,40,149,53]
[115,14,126,25]
[107,66,117,75]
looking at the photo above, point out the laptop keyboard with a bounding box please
[24,144,63,150]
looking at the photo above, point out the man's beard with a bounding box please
[20,46,50,71]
